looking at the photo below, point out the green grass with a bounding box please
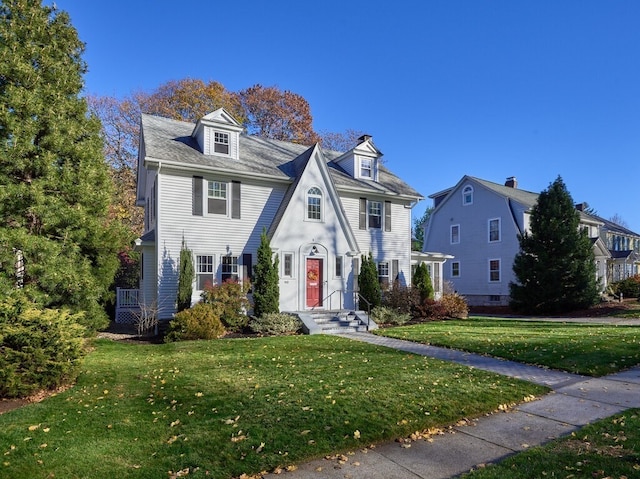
[375,318,640,376]
[0,335,546,479]
[462,409,640,478]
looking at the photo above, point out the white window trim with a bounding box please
[207,180,229,216]
[369,200,382,229]
[488,217,501,243]
[451,261,460,278]
[282,252,295,278]
[306,186,323,222]
[450,224,460,244]
[213,130,230,156]
[462,185,473,206]
[488,258,501,283]
[196,254,215,291]
[334,255,343,278]
[360,158,373,179]
[378,261,389,285]
[221,255,239,282]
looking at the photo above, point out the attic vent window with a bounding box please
[361,158,372,178]
[462,185,473,205]
[214,132,229,154]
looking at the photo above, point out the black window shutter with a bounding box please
[359,198,367,230]
[384,201,392,231]
[192,176,203,216]
[392,259,399,283]
[242,253,252,281]
[232,181,241,219]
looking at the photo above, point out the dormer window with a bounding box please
[361,158,372,178]
[214,132,229,155]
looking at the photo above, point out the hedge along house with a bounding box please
[127,109,429,324]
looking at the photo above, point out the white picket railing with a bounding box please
[115,287,141,324]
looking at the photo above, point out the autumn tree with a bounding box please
[0,0,126,331]
[510,176,599,314]
[239,84,319,145]
[319,128,367,152]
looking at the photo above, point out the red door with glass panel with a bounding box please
[306,258,323,307]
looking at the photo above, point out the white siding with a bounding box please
[155,168,286,318]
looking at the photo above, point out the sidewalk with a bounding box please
[265,330,640,479]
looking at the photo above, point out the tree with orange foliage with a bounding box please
[239,84,320,145]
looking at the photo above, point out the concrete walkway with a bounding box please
[265,323,640,479]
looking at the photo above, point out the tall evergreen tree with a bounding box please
[412,263,434,302]
[176,240,194,312]
[358,252,382,309]
[510,176,599,314]
[252,229,279,317]
[0,0,125,330]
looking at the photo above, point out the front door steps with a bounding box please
[295,310,377,335]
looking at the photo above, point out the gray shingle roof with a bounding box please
[140,114,423,199]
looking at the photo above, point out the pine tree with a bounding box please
[176,240,194,312]
[358,252,381,309]
[253,229,279,317]
[0,0,125,331]
[412,263,434,302]
[510,176,599,314]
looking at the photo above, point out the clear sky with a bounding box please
[54,0,640,232]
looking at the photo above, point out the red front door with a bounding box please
[306,258,323,308]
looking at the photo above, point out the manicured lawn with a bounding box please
[462,409,640,478]
[0,335,546,479]
[375,318,640,376]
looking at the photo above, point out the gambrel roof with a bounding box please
[139,114,423,200]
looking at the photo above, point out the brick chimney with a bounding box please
[505,176,517,188]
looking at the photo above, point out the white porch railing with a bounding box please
[115,287,141,324]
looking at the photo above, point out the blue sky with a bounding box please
[55,1,640,232]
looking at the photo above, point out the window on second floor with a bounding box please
[307,187,322,221]
[214,131,229,154]
[369,200,382,229]
[488,218,501,242]
[462,185,473,205]
[450,224,460,244]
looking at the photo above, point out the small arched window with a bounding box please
[307,187,322,220]
[462,185,473,205]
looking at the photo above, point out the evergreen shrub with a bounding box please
[0,297,85,398]
[165,303,225,342]
[201,280,250,332]
[249,313,302,336]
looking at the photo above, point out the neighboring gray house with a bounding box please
[423,176,611,307]
[126,108,432,321]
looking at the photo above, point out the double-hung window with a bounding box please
[378,262,389,288]
[196,255,214,290]
[307,187,322,221]
[368,201,382,229]
[214,131,229,154]
[208,181,227,215]
[488,218,501,242]
[489,259,500,282]
[450,224,460,244]
[361,158,372,178]
[451,261,460,277]
[221,256,239,282]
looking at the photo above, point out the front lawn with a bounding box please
[375,318,640,376]
[0,335,546,479]
[462,409,640,478]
